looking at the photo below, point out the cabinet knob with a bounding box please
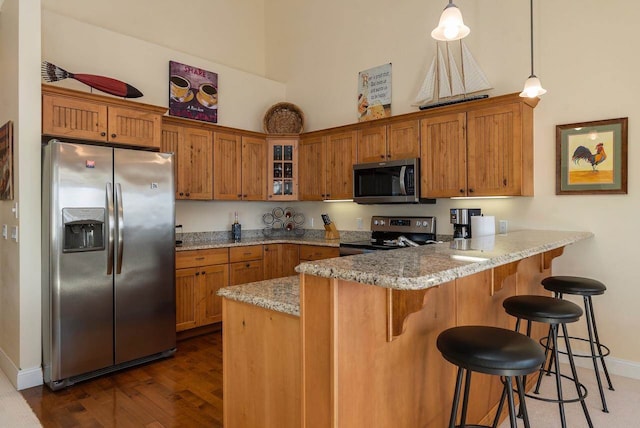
[245,263,250,268]
[469,188,474,193]
[459,189,465,194]
[237,194,242,198]
[111,134,117,138]
[195,272,200,276]
[243,194,248,198]
[201,271,205,275]
[380,155,385,159]
[179,192,184,196]
[185,192,190,197]
[503,179,508,186]
[100,132,106,137]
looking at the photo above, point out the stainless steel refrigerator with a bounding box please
[42,140,176,390]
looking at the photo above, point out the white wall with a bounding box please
[0,0,43,390]
[262,0,640,371]
[41,0,268,77]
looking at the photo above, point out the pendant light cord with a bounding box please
[529,0,535,76]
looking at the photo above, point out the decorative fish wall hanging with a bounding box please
[41,61,143,98]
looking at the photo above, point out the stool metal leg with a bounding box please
[449,367,465,428]
[550,324,568,428]
[562,322,594,428]
[505,376,518,428]
[584,295,615,414]
[515,376,532,428]
[460,368,473,427]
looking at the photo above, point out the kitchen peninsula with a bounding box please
[219,230,593,428]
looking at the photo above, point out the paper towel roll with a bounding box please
[471,215,495,237]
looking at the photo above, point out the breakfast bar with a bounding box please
[219,230,593,428]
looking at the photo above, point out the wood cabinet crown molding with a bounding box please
[42,84,167,114]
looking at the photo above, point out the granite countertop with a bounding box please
[218,275,300,316]
[295,229,593,291]
[177,235,340,251]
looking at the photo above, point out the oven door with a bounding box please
[353,158,423,204]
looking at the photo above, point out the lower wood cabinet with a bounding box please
[229,245,264,285]
[263,244,300,280]
[175,248,229,332]
[299,244,340,261]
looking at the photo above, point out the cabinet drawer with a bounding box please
[176,248,229,269]
[230,245,263,263]
[299,245,339,261]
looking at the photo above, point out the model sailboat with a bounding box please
[414,41,491,109]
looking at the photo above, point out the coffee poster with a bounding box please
[169,60,218,123]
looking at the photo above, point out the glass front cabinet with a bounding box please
[267,137,299,200]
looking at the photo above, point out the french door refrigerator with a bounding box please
[42,140,176,390]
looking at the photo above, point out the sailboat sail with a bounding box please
[447,45,466,97]
[461,42,492,93]
[413,57,436,105]
[413,40,491,107]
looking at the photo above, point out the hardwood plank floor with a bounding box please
[21,332,224,428]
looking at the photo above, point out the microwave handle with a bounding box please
[399,166,407,195]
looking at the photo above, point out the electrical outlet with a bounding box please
[310,217,314,227]
[1,224,7,239]
[499,220,508,234]
[356,218,363,230]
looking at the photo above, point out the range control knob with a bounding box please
[422,221,429,227]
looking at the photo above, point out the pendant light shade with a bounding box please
[431,1,470,42]
[520,0,546,98]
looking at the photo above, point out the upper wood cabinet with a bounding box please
[420,97,535,198]
[299,131,357,201]
[161,123,213,200]
[42,85,164,149]
[214,132,267,201]
[267,137,299,201]
[356,120,420,163]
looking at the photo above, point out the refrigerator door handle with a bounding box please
[116,183,124,274]
[107,182,115,275]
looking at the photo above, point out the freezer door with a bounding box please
[44,141,114,381]
[113,148,176,364]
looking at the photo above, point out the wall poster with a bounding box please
[358,63,392,122]
[169,60,218,123]
[0,120,13,200]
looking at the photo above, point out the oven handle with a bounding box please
[399,166,407,195]
[339,246,375,256]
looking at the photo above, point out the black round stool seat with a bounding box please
[503,295,583,324]
[437,326,545,376]
[542,275,606,296]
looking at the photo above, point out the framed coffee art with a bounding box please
[556,117,628,195]
[169,60,218,123]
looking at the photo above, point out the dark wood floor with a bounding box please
[22,332,224,428]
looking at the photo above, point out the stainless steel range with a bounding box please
[339,215,437,256]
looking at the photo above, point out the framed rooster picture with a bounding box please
[556,117,628,195]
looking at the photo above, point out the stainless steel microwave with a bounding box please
[353,158,434,204]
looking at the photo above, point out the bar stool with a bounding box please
[437,325,545,428]
[542,275,614,412]
[502,295,593,428]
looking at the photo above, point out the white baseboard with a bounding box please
[0,347,43,390]
[559,354,640,380]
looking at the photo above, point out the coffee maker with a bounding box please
[450,208,481,239]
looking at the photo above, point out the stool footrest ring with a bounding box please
[540,335,611,359]
[527,372,588,405]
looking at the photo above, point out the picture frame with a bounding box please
[0,120,14,200]
[556,117,628,195]
[169,60,218,124]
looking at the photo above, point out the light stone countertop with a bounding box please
[295,229,593,290]
[217,276,300,316]
[218,230,593,316]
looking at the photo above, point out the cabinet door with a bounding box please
[241,136,267,201]
[107,106,162,149]
[388,120,420,161]
[175,268,199,332]
[199,264,229,326]
[325,131,357,200]
[420,113,467,198]
[229,260,264,286]
[467,103,523,196]
[181,127,213,200]
[263,244,281,280]
[268,138,299,201]
[281,244,300,277]
[214,132,242,200]
[357,126,387,163]
[161,124,182,199]
[298,136,326,201]
[42,94,108,142]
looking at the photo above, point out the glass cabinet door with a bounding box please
[268,138,298,200]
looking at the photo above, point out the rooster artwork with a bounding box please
[572,142,607,171]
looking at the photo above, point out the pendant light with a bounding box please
[520,0,546,97]
[431,1,470,42]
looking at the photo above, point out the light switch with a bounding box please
[11,226,18,242]
[12,202,18,219]
[1,224,7,239]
